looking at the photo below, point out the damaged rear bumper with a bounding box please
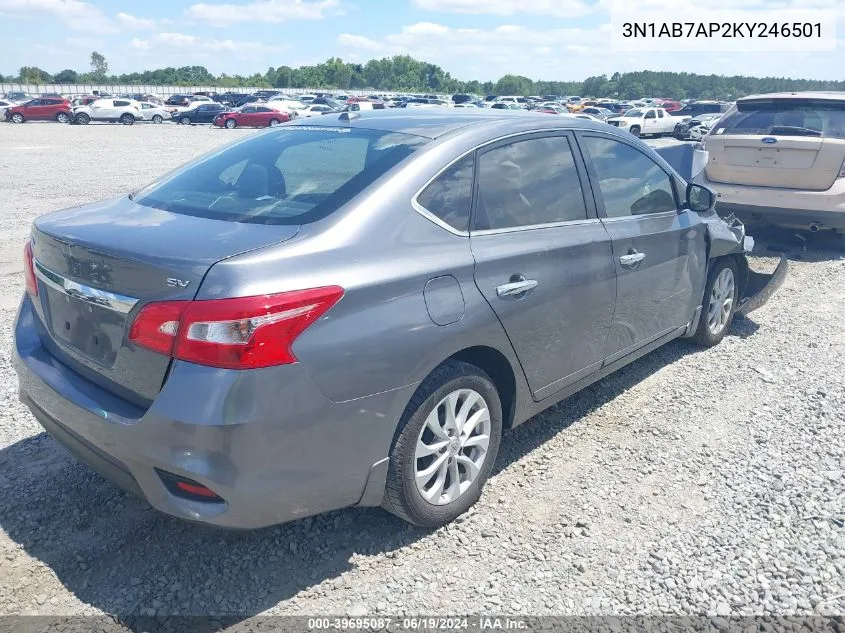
[737,255,789,317]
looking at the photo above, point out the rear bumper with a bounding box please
[13,295,413,529]
[698,172,845,230]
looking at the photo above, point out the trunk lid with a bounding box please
[30,196,300,406]
[704,96,845,190]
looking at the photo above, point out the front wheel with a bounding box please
[10,113,24,124]
[629,126,641,137]
[224,119,237,129]
[74,113,90,125]
[693,258,739,347]
[268,118,281,127]
[120,113,135,126]
[180,116,191,125]
[382,360,502,527]
[56,112,71,124]
[152,114,163,124]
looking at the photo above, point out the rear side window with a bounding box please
[114,100,130,107]
[582,136,677,218]
[474,136,587,231]
[133,128,429,225]
[416,155,474,232]
[717,100,845,138]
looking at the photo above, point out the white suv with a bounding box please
[697,92,845,242]
[73,98,141,125]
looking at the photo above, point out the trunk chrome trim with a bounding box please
[33,259,139,315]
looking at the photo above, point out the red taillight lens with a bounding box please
[23,241,38,297]
[128,301,187,356]
[129,287,343,369]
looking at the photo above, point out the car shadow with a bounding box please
[0,328,748,628]
[746,225,843,262]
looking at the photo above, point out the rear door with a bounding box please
[704,97,845,190]
[578,132,707,362]
[469,132,617,400]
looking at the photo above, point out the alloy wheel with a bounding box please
[707,267,735,335]
[414,389,491,506]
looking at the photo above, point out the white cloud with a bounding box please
[0,0,117,32]
[412,0,596,18]
[184,0,339,26]
[116,12,156,29]
[336,34,381,51]
[129,32,287,57]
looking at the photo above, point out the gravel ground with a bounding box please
[0,122,843,625]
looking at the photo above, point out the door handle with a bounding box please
[496,278,538,298]
[619,251,646,267]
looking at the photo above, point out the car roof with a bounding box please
[284,108,616,139]
[738,91,845,102]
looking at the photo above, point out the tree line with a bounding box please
[4,52,844,101]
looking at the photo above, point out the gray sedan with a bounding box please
[13,110,785,529]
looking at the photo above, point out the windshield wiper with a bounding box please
[768,125,822,137]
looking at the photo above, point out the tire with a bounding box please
[629,126,641,137]
[56,112,70,124]
[74,113,90,125]
[268,118,281,127]
[180,116,191,126]
[383,360,502,528]
[152,114,163,124]
[10,113,24,124]
[693,258,739,347]
[224,119,237,129]
[120,113,135,126]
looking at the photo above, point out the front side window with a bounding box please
[474,136,588,231]
[581,136,677,218]
[133,128,428,225]
[416,155,474,232]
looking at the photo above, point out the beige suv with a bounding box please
[697,92,845,242]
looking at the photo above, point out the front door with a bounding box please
[578,133,707,363]
[470,132,617,400]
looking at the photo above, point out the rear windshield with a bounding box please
[717,100,845,138]
[133,127,429,225]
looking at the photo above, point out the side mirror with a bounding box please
[686,183,716,212]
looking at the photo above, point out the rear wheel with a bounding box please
[56,112,70,124]
[74,112,90,125]
[120,113,135,126]
[693,258,739,347]
[268,118,281,127]
[383,360,502,527]
[152,114,163,124]
[10,113,24,124]
[629,126,641,137]
[224,119,237,129]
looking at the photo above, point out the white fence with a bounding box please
[0,83,374,97]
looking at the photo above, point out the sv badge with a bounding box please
[167,278,190,288]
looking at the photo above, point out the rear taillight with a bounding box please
[23,240,38,297]
[128,287,344,369]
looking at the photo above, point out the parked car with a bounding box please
[173,103,230,125]
[299,104,336,117]
[137,102,170,124]
[536,105,569,115]
[671,101,730,118]
[490,102,523,110]
[267,98,308,114]
[214,105,291,128]
[341,102,386,111]
[0,99,15,118]
[4,91,32,103]
[164,94,193,107]
[12,111,786,530]
[696,91,845,241]
[5,97,72,123]
[72,99,141,125]
[673,112,724,140]
[607,107,680,137]
[580,107,615,121]
[495,96,529,108]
